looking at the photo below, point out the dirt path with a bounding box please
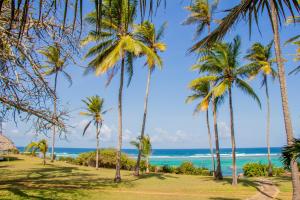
[247,178,279,200]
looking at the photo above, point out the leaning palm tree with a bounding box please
[245,41,277,176]
[26,139,48,165]
[186,81,215,176]
[190,36,261,185]
[131,135,152,173]
[81,0,161,182]
[38,43,72,163]
[190,1,300,196]
[132,21,166,176]
[80,96,109,169]
[183,0,223,180]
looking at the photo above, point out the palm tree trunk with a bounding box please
[206,109,215,176]
[135,68,152,176]
[43,152,46,165]
[146,156,150,173]
[96,123,99,169]
[270,1,300,198]
[229,87,237,185]
[51,71,58,162]
[265,76,272,176]
[115,57,125,183]
[212,95,223,180]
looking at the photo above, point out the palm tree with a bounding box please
[80,95,109,169]
[183,0,223,180]
[26,139,48,165]
[186,81,215,176]
[132,21,166,176]
[245,41,277,176]
[282,138,300,169]
[190,1,300,195]
[82,0,161,182]
[131,135,152,173]
[182,0,218,37]
[38,43,72,163]
[190,36,261,185]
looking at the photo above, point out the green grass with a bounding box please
[0,155,291,200]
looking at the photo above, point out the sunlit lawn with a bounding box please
[0,154,292,200]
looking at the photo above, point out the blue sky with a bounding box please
[3,0,300,149]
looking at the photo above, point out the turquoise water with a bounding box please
[18,147,283,176]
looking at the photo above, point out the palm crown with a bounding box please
[133,21,167,70]
[38,43,72,86]
[80,95,108,135]
[82,0,161,79]
[190,36,261,108]
[245,41,277,84]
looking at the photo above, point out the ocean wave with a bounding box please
[146,153,280,159]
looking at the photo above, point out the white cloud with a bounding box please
[151,128,188,144]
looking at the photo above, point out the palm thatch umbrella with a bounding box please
[0,135,16,153]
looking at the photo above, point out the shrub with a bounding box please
[243,162,285,177]
[69,149,136,170]
[160,165,177,173]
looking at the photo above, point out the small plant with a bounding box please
[243,162,285,177]
[25,139,48,165]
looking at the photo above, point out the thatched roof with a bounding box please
[0,134,16,151]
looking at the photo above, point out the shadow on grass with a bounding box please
[0,165,135,199]
[209,198,241,200]
[137,173,179,180]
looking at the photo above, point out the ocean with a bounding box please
[17,147,283,176]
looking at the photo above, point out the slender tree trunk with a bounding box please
[206,109,215,176]
[265,76,272,176]
[146,156,149,173]
[270,1,300,198]
[212,95,223,180]
[229,87,237,185]
[96,123,99,169]
[135,68,152,176]
[51,72,58,162]
[115,57,125,183]
[43,152,46,165]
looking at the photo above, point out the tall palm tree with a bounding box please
[80,95,109,169]
[190,36,261,185]
[190,1,300,195]
[186,81,215,176]
[245,41,277,176]
[183,0,223,180]
[131,135,152,173]
[132,21,166,176]
[82,0,161,182]
[38,43,72,163]
[26,139,48,165]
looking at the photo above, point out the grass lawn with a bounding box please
[0,155,292,200]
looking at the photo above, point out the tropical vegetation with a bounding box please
[189,36,261,185]
[80,95,109,169]
[245,41,277,176]
[131,135,152,173]
[25,139,49,165]
[1,0,300,199]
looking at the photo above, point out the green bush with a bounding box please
[157,162,210,176]
[62,149,136,170]
[243,162,285,177]
[160,165,177,173]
